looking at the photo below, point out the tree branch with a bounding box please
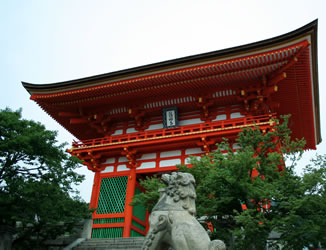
[17,166,44,172]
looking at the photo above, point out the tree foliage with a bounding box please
[0,108,90,249]
[132,116,326,249]
[130,176,165,212]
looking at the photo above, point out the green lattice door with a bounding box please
[92,176,127,238]
[131,187,147,237]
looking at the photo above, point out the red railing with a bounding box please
[71,114,276,150]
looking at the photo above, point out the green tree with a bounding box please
[0,108,90,249]
[130,176,165,212]
[133,116,326,249]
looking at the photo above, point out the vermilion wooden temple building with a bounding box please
[23,20,320,238]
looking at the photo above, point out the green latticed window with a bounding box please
[94,218,124,224]
[92,227,124,238]
[97,176,128,214]
[92,176,128,238]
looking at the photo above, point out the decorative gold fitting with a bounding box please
[199,97,202,103]
[128,109,132,114]
[283,72,287,78]
[241,90,245,96]
[274,85,278,92]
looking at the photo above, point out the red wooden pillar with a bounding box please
[145,210,150,233]
[89,172,101,210]
[123,167,136,237]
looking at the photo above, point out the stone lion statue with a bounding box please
[141,172,226,250]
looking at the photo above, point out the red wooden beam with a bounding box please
[132,216,146,227]
[70,118,89,124]
[92,223,124,228]
[58,111,80,117]
[130,225,146,236]
[93,213,125,219]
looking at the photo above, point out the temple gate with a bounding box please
[22,20,320,238]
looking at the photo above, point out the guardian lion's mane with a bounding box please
[154,172,196,215]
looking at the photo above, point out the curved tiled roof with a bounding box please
[22,20,320,148]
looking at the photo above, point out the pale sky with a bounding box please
[1,0,325,202]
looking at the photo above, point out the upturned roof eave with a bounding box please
[22,19,318,95]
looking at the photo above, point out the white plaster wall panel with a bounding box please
[138,161,156,170]
[117,164,129,172]
[104,157,115,164]
[212,114,227,121]
[160,150,182,158]
[146,123,164,131]
[126,127,137,133]
[185,155,201,164]
[159,159,181,168]
[101,166,114,173]
[179,118,203,126]
[185,147,204,155]
[139,153,156,160]
[111,129,123,136]
[185,156,201,164]
[230,112,245,119]
[118,156,128,162]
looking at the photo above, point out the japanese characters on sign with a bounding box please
[163,107,178,128]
